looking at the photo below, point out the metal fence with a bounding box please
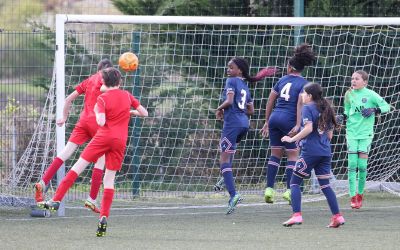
[1,0,399,188]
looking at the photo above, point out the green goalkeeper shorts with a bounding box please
[346,138,373,154]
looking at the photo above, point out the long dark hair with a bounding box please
[231,57,262,83]
[304,82,339,131]
[288,43,316,72]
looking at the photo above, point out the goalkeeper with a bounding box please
[341,70,391,209]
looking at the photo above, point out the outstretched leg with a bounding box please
[45,157,90,211]
[35,142,78,205]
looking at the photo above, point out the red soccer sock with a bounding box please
[89,168,103,200]
[53,170,78,202]
[100,188,114,218]
[42,157,64,185]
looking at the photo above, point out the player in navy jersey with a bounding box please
[281,82,345,228]
[261,43,316,204]
[216,57,271,215]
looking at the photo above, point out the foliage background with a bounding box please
[0,0,399,191]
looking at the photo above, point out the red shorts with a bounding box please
[69,119,99,145]
[81,135,127,171]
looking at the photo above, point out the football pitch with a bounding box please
[1,193,399,250]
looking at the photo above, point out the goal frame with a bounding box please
[53,15,400,216]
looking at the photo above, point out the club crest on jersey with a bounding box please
[362,97,367,103]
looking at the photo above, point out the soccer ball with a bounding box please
[118,52,139,72]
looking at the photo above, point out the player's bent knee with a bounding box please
[317,178,330,187]
[290,173,304,185]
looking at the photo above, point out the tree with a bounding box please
[306,0,399,17]
[112,0,254,16]
[0,0,44,30]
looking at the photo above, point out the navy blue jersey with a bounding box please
[221,77,253,128]
[300,103,332,156]
[272,75,308,117]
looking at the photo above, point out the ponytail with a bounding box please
[231,57,277,83]
[304,82,339,132]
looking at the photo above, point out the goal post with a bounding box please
[2,15,400,210]
[54,14,67,217]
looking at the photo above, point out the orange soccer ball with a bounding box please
[118,52,139,72]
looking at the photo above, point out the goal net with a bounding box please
[2,16,399,208]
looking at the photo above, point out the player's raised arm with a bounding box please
[57,90,80,127]
[130,105,148,117]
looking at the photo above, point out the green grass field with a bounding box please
[1,193,400,250]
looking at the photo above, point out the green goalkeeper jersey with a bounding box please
[344,87,390,139]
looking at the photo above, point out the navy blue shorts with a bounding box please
[293,155,332,179]
[268,112,298,150]
[220,127,248,153]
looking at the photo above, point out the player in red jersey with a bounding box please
[44,67,148,237]
[34,59,113,213]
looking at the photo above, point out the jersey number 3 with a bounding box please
[238,89,247,110]
[280,82,292,101]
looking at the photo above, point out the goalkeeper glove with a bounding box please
[361,107,381,118]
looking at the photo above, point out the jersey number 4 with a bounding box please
[280,82,292,101]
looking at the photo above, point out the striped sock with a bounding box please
[221,163,235,197]
[285,161,296,189]
[266,156,280,188]
[290,174,303,213]
[322,186,340,215]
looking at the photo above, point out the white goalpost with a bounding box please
[2,15,400,211]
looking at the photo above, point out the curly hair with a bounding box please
[288,43,316,72]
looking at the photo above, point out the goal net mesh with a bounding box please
[2,19,399,206]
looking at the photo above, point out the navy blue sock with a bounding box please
[229,154,234,164]
[290,174,303,213]
[221,163,235,198]
[285,161,296,189]
[319,179,339,215]
[266,156,280,188]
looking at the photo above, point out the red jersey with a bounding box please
[96,89,140,141]
[75,71,103,122]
